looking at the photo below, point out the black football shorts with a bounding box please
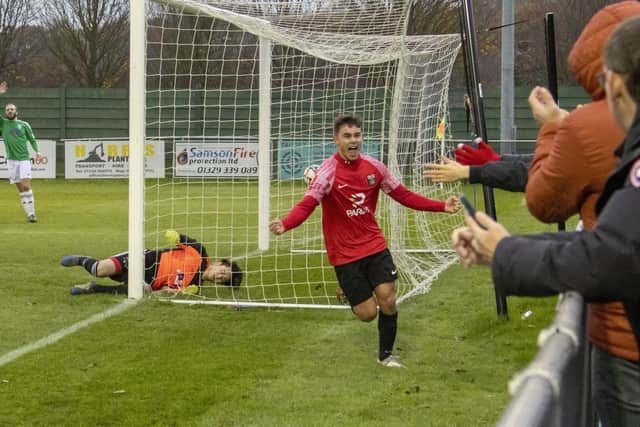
[334,248,398,307]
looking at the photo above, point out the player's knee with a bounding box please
[96,260,114,277]
[377,294,396,314]
[354,302,377,322]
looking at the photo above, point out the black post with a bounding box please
[544,13,559,103]
[460,0,508,318]
[544,12,566,232]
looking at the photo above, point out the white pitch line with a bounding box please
[0,299,138,368]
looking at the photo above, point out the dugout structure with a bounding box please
[128,0,463,307]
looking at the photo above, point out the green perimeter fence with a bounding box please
[0,86,591,175]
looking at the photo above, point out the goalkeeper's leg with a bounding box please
[70,281,128,295]
[64,254,131,296]
[60,256,121,278]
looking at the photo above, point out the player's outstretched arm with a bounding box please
[388,184,445,212]
[271,196,319,235]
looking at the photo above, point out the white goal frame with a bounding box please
[128,0,463,307]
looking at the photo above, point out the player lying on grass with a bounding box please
[270,113,460,368]
[61,230,242,295]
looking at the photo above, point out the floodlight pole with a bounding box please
[460,0,508,318]
[500,0,515,155]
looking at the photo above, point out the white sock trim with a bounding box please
[19,190,35,216]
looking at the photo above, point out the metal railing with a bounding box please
[497,292,592,427]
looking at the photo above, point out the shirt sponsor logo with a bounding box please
[346,192,369,217]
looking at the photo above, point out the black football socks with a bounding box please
[378,311,398,361]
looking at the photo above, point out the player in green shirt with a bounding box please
[0,81,41,222]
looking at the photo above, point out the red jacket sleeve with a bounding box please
[281,195,319,231]
[388,184,445,212]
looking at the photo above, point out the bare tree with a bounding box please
[41,0,129,87]
[407,0,459,36]
[0,0,37,78]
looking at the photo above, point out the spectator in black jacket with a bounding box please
[451,16,640,426]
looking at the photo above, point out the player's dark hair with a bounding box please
[219,258,243,287]
[333,113,362,135]
[230,261,243,287]
[604,15,640,103]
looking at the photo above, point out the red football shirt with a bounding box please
[282,153,445,266]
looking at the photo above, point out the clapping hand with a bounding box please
[528,86,569,126]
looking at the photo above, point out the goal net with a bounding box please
[139,0,462,308]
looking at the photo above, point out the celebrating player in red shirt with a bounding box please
[270,113,460,367]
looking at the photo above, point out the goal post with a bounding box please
[128,0,146,300]
[130,0,463,307]
[258,36,271,252]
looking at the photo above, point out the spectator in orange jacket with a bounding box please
[452,14,640,425]
[523,1,640,423]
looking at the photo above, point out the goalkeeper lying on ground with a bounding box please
[61,230,242,295]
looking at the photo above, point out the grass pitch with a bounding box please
[0,180,572,426]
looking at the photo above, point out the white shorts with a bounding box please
[7,159,32,184]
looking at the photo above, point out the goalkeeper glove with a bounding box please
[182,285,199,295]
[454,139,501,166]
[164,229,180,246]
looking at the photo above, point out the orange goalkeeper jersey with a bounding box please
[151,243,209,290]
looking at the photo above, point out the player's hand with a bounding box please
[454,140,500,166]
[423,157,469,183]
[35,152,43,162]
[269,218,285,235]
[444,196,461,213]
[464,211,510,265]
[528,86,568,126]
[0,81,7,95]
